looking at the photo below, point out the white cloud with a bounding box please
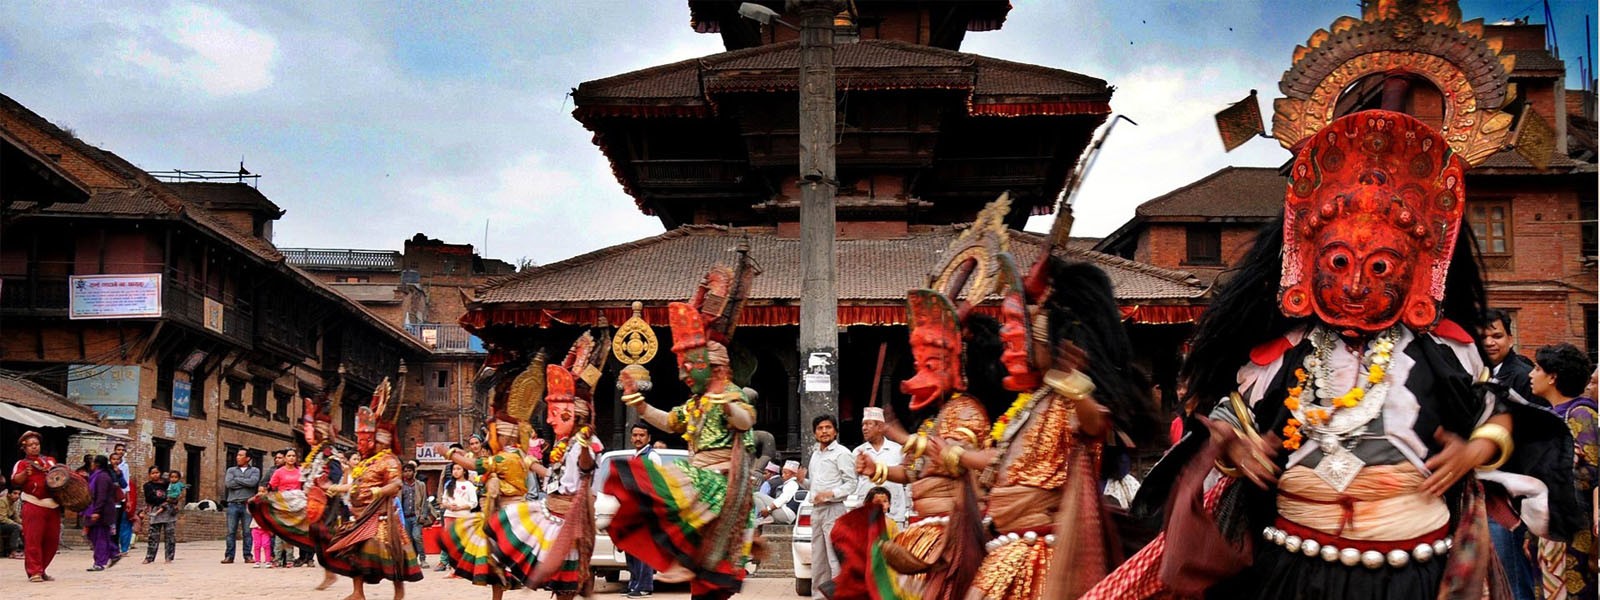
[1027,60,1291,239]
[105,3,278,96]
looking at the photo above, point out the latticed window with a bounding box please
[1468,201,1512,255]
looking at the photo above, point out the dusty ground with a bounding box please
[10,539,802,599]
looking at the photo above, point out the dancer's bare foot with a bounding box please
[655,562,695,583]
[341,579,366,600]
[316,570,338,590]
[391,581,404,600]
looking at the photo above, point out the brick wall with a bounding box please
[1138,222,1264,282]
[174,509,230,542]
[1470,176,1598,354]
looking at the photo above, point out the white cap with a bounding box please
[862,407,885,422]
[783,460,800,471]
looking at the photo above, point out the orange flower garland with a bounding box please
[1282,328,1396,452]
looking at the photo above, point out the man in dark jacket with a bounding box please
[1481,309,1537,403]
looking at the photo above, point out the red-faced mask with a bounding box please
[545,364,578,439]
[1280,110,1465,336]
[902,290,964,410]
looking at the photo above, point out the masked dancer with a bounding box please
[316,378,422,600]
[608,254,762,600]
[250,378,344,591]
[441,331,606,600]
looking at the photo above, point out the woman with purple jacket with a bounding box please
[84,455,121,571]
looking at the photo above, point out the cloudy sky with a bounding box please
[1,1,1591,266]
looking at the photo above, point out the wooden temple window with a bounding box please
[1184,224,1223,265]
[1468,201,1513,255]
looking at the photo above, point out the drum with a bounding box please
[45,464,90,512]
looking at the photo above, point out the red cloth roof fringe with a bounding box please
[462,303,1204,332]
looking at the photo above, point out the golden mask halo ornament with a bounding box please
[930,192,1013,305]
[612,301,658,392]
[1270,0,1515,167]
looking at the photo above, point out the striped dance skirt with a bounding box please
[603,456,754,596]
[313,500,423,584]
[248,489,318,551]
[441,498,577,591]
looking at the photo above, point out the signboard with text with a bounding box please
[414,444,448,464]
[69,274,162,320]
[172,371,192,419]
[67,364,141,421]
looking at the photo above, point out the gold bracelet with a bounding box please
[622,392,644,406]
[1213,459,1242,479]
[905,434,927,462]
[872,462,888,485]
[704,392,734,405]
[941,446,966,475]
[1470,423,1513,471]
[1043,369,1095,400]
[951,427,980,447]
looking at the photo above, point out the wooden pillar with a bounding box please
[795,0,840,462]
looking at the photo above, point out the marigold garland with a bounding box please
[1281,328,1396,452]
[991,393,1035,443]
[547,426,592,465]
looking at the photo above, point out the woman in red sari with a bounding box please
[12,431,61,583]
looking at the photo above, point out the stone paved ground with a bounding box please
[10,540,801,599]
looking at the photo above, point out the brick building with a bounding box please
[0,93,430,504]
[284,235,514,481]
[1094,20,1598,358]
[1093,166,1286,285]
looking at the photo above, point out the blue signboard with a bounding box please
[66,364,141,421]
[172,371,192,419]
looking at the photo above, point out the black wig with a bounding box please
[1044,257,1160,448]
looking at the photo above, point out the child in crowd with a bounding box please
[165,471,187,509]
[250,512,272,568]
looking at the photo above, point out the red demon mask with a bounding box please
[902,290,964,410]
[1279,110,1465,336]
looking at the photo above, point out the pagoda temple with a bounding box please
[463,1,1207,452]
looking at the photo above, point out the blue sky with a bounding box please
[1,1,1592,266]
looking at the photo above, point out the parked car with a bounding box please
[590,448,691,582]
[791,489,862,596]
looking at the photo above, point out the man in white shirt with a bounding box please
[626,423,657,598]
[758,461,801,525]
[806,414,857,599]
[852,407,907,526]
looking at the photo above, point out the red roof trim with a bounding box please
[573,105,710,120]
[463,302,1203,331]
[969,101,1111,117]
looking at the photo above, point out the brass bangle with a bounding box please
[1470,423,1513,471]
[622,392,645,407]
[941,446,967,475]
[951,427,980,447]
[905,434,928,461]
[1043,369,1095,400]
[872,462,888,485]
[1213,459,1242,479]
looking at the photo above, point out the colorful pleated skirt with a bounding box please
[440,498,572,590]
[248,489,318,551]
[603,455,753,595]
[313,500,423,584]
